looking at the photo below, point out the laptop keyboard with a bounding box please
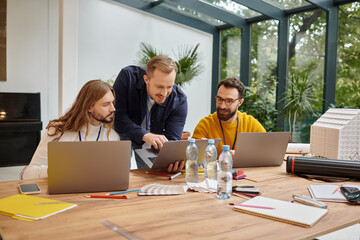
[148,156,157,163]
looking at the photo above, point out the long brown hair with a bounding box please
[47,80,115,141]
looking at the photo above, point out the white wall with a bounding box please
[1,0,213,136]
[77,0,213,134]
[1,0,58,131]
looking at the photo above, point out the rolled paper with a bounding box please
[286,156,360,179]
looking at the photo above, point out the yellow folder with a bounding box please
[0,194,77,221]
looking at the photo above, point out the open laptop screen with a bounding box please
[233,132,290,168]
[48,141,131,194]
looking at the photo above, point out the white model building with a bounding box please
[310,108,360,160]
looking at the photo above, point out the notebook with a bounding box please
[233,132,290,168]
[48,141,131,194]
[308,184,360,202]
[233,196,328,228]
[0,194,77,221]
[135,139,221,170]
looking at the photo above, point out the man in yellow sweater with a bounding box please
[192,77,265,157]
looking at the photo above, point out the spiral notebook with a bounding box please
[308,184,359,202]
[233,196,328,228]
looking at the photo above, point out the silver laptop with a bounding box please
[233,132,290,167]
[48,141,131,194]
[135,139,221,170]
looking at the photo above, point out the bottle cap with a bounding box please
[188,138,195,143]
[208,139,215,144]
[222,145,230,151]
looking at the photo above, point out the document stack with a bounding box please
[310,108,360,160]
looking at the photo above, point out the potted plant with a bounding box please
[135,42,203,87]
[281,71,314,142]
[135,42,204,139]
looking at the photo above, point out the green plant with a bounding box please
[102,74,117,86]
[281,72,315,142]
[135,42,162,67]
[135,42,203,87]
[240,77,278,132]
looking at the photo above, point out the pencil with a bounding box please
[244,177,258,183]
[232,192,251,200]
[108,189,141,196]
[332,184,343,194]
[292,194,327,209]
[233,185,255,188]
[145,171,171,178]
[229,203,274,210]
[233,191,260,198]
[85,195,127,199]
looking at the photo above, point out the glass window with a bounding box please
[336,2,360,108]
[221,27,241,80]
[263,0,310,10]
[287,10,326,142]
[201,0,261,19]
[159,1,225,26]
[143,0,161,3]
[244,20,278,132]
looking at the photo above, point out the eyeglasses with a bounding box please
[215,96,241,106]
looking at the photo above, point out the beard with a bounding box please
[90,112,114,123]
[216,107,237,122]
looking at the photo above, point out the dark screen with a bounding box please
[0,92,41,121]
[19,183,41,192]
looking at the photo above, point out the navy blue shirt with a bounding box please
[113,65,188,146]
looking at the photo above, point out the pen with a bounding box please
[229,203,274,210]
[233,186,255,188]
[145,172,171,178]
[85,195,127,199]
[233,191,260,198]
[244,177,258,182]
[108,189,141,196]
[232,192,251,200]
[169,172,182,180]
[293,194,327,209]
[234,186,259,191]
[332,184,343,194]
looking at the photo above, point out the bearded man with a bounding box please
[192,77,265,157]
[23,80,120,179]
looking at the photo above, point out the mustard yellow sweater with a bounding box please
[192,111,266,155]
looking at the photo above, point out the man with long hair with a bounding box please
[192,78,265,157]
[23,80,120,179]
[113,55,188,172]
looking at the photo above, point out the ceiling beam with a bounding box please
[232,0,284,20]
[216,23,235,30]
[112,0,217,34]
[333,0,359,5]
[306,0,334,10]
[167,0,247,28]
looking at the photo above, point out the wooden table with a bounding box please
[1,165,360,240]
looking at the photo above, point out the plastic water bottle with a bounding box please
[205,139,217,180]
[185,138,199,183]
[217,145,233,199]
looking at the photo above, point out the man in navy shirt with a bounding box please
[113,55,188,171]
